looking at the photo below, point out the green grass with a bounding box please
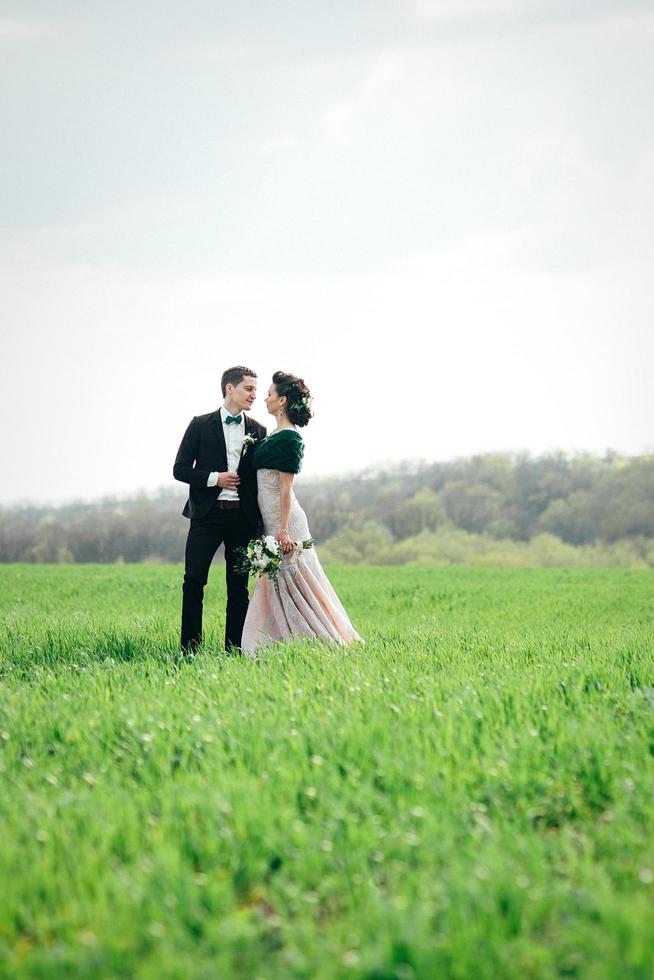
[1,564,653,979]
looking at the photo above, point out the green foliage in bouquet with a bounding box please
[235,535,314,581]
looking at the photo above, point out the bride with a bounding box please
[241,371,362,656]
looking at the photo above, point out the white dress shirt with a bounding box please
[207,405,246,500]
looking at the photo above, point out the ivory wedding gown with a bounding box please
[241,465,362,656]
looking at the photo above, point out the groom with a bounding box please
[173,366,267,653]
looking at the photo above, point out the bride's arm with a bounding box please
[276,472,294,553]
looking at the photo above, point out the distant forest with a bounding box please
[1,452,653,568]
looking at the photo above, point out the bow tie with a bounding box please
[225,414,242,425]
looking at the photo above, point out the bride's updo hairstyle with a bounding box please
[273,371,313,427]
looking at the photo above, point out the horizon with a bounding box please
[1,444,648,511]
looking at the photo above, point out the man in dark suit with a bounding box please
[173,366,267,653]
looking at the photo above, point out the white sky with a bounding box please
[1,1,653,506]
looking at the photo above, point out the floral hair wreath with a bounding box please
[289,394,313,414]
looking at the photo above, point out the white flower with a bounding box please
[240,535,285,581]
[242,434,257,456]
[289,394,313,414]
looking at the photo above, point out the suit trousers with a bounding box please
[181,507,252,652]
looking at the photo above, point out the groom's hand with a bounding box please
[218,472,240,490]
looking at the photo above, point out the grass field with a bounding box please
[1,564,653,979]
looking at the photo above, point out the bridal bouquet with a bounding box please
[237,535,314,582]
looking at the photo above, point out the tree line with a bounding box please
[1,451,653,567]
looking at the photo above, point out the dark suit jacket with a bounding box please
[173,410,267,528]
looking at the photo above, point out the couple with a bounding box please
[173,366,362,656]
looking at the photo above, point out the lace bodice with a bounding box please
[257,469,310,542]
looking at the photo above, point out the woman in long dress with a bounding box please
[241,371,362,656]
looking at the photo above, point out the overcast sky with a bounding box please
[1,0,653,506]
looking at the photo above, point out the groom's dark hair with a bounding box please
[221,365,258,397]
